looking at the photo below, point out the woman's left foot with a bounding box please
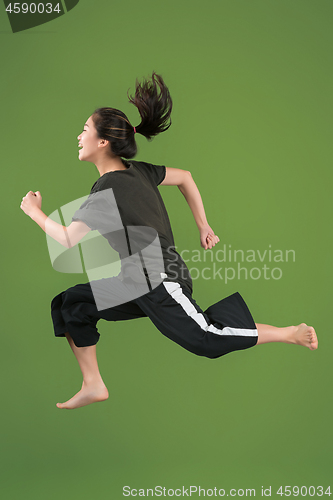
[56,380,109,409]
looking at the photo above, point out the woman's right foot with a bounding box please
[291,323,318,350]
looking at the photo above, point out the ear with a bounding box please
[99,139,110,149]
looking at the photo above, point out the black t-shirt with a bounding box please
[71,159,193,294]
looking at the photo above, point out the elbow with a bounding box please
[64,237,78,250]
[62,226,74,249]
[178,170,192,191]
[62,239,71,249]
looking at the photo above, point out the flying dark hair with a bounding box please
[92,72,172,159]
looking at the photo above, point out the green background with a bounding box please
[1,0,332,498]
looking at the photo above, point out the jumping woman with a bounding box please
[20,72,318,409]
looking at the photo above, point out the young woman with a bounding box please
[20,73,318,410]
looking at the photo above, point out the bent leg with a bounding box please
[135,284,258,358]
[256,323,318,350]
[56,332,109,409]
[51,279,147,347]
[52,279,148,409]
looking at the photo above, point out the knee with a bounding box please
[51,292,64,310]
[202,351,222,360]
[191,344,222,359]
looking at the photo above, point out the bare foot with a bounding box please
[290,323,318,350]
[56,380,109,409]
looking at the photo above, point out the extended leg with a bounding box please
[56,332,109,409]
[256,323,318,350]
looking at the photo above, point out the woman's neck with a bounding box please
[95,156,128,177]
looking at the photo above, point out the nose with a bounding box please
[77,133,82,141]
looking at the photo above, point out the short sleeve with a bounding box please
[137,162,166,186]
[71,187,123,234]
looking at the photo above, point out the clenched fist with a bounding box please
[199,225,220,250]
[20,191,42,217]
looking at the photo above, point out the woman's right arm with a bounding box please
[35,211,91,248]
[21,191,91,248]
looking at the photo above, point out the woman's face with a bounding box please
[77,115,103,162]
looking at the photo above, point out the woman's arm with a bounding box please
[20,191,91,248]
[160,168,220,250]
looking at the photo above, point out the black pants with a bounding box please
[51,277,258,358]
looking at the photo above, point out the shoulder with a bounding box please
[90,173,114,193]
[132,160,166,186]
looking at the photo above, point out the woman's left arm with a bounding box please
[20,191,91,248]
[160,168,220,250]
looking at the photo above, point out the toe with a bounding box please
[310,334,318,350]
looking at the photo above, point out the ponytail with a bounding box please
[128,72,173,141]
[92,72,172,159]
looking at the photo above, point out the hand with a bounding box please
[20,191,42,217]
[199,225,220,250]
